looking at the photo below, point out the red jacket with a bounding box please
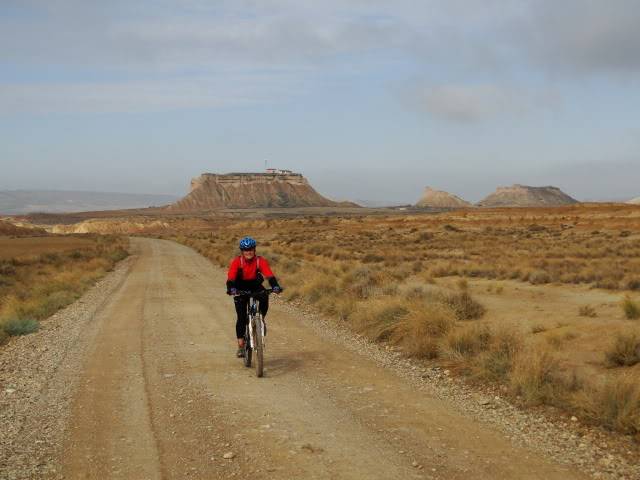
[226,255,277,291]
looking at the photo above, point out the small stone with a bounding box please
[223,452,235,459]
[4,388,16,394]
[412,461,419,468]
[570,416,578,422]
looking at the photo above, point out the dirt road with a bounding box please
[56,238,585,479]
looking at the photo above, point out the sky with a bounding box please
[1,0,639,204]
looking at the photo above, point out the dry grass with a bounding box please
[166,203,640,437]
[575,376,640,436]
[510,347,579,406]
[578,305,597,318]
[391,303,456,358]
[0,235,128,342]
[0,236,95,259]
[605,331,640,367]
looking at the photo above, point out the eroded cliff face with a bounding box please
[415,187,471,209]
[477,185,578,207]
[167,173,343,210]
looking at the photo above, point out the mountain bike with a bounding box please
[235,289,273,377]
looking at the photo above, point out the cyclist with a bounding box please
[226,236,282,357]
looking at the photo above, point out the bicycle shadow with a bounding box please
[264,350,318,378]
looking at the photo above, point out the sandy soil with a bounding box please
[44,238,586,480]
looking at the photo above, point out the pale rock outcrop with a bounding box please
[477,184,578,207]
[166,172,351,210]
[415,187,471,209]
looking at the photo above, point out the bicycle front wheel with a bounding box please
[254,314,264,378]
[243,323,252,368]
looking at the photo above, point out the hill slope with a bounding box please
[167,172,350,210]
[416,187,471,209]
[627,197,640,205]
[0,219,46,235]
[477,185,578,207]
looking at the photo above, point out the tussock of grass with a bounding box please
[441,290,486,321]
[443,324,492,360]
[546,329,578,349]
[528,270,551,285]
[391,303,455,359]
[578,305,597,318]
[605,331,640,367]
[474,327,523,381]
[351,298,409,342]
[510,347,579,406]
[574,376,640,436]
[622,295,640,320]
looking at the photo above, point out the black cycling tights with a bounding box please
[234,294,269,339]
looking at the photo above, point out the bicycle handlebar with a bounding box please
[232,288,280,297]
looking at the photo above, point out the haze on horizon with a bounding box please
[1,1,639,205]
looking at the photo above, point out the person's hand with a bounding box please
[272,286,282,294]
[228,288,238,296]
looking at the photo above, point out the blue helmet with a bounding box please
[239,236,257,250]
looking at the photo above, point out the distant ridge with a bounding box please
[416,187,471,209]
[477,184,578,207]
[627,197,640,205]
[167,172,356,210]
[0,190,177,215]
[0,219,46,235]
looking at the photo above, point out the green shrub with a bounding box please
[3,318,39,336]
[622,295,640,320]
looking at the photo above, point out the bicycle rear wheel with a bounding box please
[254,314,264,378]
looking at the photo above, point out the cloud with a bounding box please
[407,84,536,123]
[517,0,640,74]
[2,0,639,117]
[0,74,304,114]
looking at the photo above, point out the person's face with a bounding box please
[242,248,256,260]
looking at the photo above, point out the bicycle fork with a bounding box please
[247,300,266,349]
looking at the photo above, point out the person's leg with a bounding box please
[258,293,269,335]
[258,293,269,318]
[234,296,248,347]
